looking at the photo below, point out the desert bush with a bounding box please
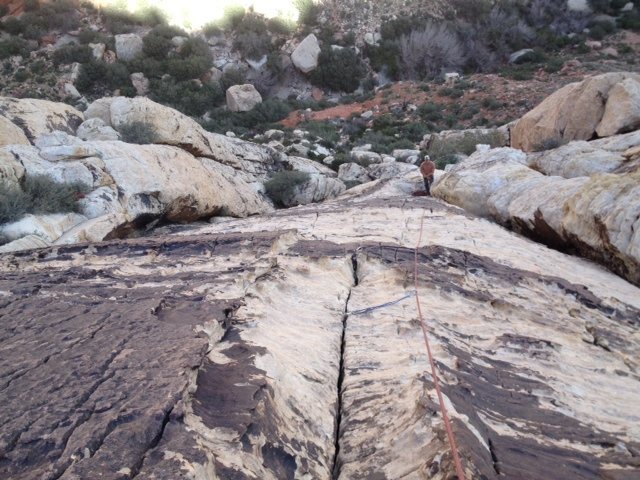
[0,176,88,224]
[301,120,340,144]
[52,43,92,65]
[202,22,223,37]
[398,22,465,80]
[482,97,503,110]
[310,47,366,93]
[0,37,33,59]
[102,5,166,34]
[619,11,640,31]
[294,0,321,26]
[202,98,291,135]
[118,121,159,144]
[0,5,8,17]
[268,16,295,35]
[219,5,246,31]
[2,17,25,35]
[142,33,172,60]
[264,171,310,207]
[234,31,271,60]
[149,77,223,116]
[418,102,444,122]
[428,130,505,168]
[76,60,133,94]
[221,66,246,90]
[164,37,212,80]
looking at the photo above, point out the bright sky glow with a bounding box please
[97,1,300,29]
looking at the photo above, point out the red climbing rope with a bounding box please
[414,214,467,480]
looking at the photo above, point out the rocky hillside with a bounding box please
[1,3,640,480]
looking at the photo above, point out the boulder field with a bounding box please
[1,172,639,479]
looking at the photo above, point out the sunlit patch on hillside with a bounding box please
[96,1,300,29]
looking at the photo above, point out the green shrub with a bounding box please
[619,12,640,31]
[234,31,271,60]
[301,121,341,145]
[294,0,321,26]
[0,37,32,59]
[0,5,9,17]
[202,22,223,37]
[2,17,25,35]
[76,60,133,94]
[142,33,172,60]
[162,37,212,80]
[219,5,246,31]
[417,102,444,122]
[310,47,366,93]
[149,77,224,116]
[267,16,295,35]
[25,0,40,11]
[428,130,505,168]
[481,97,502,110]
[102,5,165,34]
[118,121,159,144]
[0,176,88,224]
[264,171,310,207]
[52,43,92,66]
[14,67,29,82]
[221,66,246,90]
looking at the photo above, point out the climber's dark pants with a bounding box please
[423,176,433,196]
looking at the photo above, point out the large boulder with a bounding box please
[596,77,640,137]
[0,213,87,243]
[280,174,346,207]
[0,115,30,147]
[291,34,321,73]
[527,130,640,178]
[338,162,371,184]
[0,97,83,142]
[76,118,121,141]
[86,96,214,157]
[433,144,640,285]
[226,84,263,112]
[115,33,143,61]
[511,72,640,151]
[367,161,418,180]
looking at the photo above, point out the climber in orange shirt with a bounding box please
[420,157,436,195]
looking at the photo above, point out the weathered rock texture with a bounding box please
[226,84,263,112]
[511,72,640,151]
[291,34,321,73]
[433,146,640,286]
[0,97,345,250]
[1,173,639,479]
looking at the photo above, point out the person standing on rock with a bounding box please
[420,157,436,195]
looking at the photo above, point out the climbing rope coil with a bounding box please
[414,214,467,480]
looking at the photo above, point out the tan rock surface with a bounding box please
[0,97,83,142]
[511,72,640,151]
[433,147,640,285]
[0,114,30,147]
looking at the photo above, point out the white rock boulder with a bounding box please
[291,34,321,73]
[226,84,263,112]
[338,163,371,184]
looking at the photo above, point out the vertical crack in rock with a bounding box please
[488,438,501,475]
[332,251,359,479]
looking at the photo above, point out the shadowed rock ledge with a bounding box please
[1,178,639,479]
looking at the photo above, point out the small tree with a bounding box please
[310,47,366,93]
[398,22,466,80]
